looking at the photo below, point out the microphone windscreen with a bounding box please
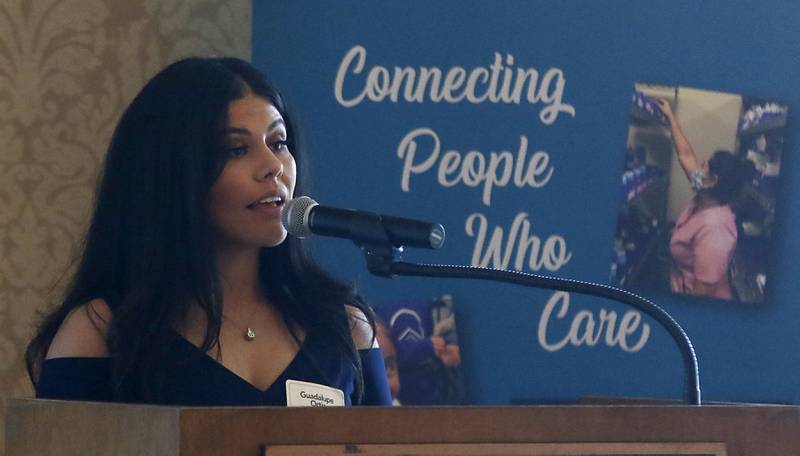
[281,196,317,238]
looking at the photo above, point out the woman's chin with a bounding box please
[261,229,289,248]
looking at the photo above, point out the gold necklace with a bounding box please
[223,304,261,342]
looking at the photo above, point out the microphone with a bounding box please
[281,196,445,249]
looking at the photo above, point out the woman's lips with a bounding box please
[247,200,284,217]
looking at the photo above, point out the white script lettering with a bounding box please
[465,212,572,272]
[334,45,576,125]
[397,128,554,207]
[537,292,650,352]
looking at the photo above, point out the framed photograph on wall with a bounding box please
[610,84,786,304]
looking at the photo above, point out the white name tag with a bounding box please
[285,379,345,407]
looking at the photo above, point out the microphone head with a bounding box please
[281,196,318,238]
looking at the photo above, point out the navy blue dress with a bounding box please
[36,330,392,406]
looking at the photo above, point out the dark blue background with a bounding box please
[254,0,800,404]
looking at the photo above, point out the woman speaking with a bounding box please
[26,57,392,406]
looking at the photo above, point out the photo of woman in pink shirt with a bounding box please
[656,100,756,299]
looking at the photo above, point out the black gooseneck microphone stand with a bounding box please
[347,215,702,406]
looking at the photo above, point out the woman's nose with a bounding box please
[256,146,283,180]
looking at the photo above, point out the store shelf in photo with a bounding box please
[621,167,667,205]
[729,235,767,305]
[739,101,788,135]
[620,226,670,290]
[610,182,670,292]
[630,90,669,126]
[739,116,787,136]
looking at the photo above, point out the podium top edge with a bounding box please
[8,397,800,411]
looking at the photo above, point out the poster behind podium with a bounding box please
[253,1,800,405]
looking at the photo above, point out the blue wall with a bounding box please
[253,1,800,404]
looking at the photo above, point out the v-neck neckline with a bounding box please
[171,331,311,394]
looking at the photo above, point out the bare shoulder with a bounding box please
[345,305,378,350]
[45,298,112,359]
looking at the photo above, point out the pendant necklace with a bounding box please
[223,304,261,342]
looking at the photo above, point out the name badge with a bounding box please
[285,379,345,407]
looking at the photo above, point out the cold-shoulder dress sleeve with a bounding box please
[36,357,113,402]
[357,347,393,405]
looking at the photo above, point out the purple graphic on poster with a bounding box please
[376,295,465,405]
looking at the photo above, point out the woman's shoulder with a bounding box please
[45,298,112,359]
[345,305,378,350]
[695,204,736,227]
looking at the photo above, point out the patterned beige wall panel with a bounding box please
[0,0,252,452]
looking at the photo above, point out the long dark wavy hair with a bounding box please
[26,57,373,402]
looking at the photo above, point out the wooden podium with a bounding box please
[6,398,800,455]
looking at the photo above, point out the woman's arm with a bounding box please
[46,299,111,359]
[346,306,393,405]
[656,99,700,181]
[37,299,114,401]
[346,305,378,350]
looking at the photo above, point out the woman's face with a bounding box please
[208,94,296,250]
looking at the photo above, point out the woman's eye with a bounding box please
[270,140,289,152]
[227,146,247,157]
